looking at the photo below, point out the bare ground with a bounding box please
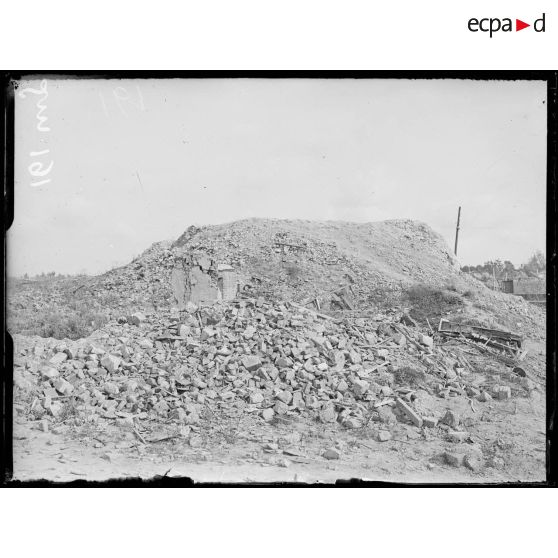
[12,383,545,484]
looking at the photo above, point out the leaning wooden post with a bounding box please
[454,206,461,256]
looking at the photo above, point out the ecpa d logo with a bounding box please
[468,13,545,37]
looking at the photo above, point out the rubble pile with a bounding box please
[169,218,459,308]
[9,219,545,342]
[72,218,466,313]
[13,296,537,450]
[9,219,546,480]
[87,240,176,309]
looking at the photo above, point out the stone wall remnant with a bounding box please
[170,253,238,307]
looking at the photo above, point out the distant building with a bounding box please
[499,278,546,305]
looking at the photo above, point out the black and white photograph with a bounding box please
[5,75,550,484]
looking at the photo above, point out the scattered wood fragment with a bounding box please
[147,435,180,444]
[426,317,434,336]
[392,324,424,352]
[133,427,147,444]
[518,349,529,362]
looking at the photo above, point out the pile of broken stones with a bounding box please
[13,297,535,469]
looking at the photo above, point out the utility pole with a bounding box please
[454,206,461,256]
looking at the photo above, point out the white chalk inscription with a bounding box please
[18,79,53,187]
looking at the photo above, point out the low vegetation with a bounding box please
[9,302,109,340]
[405,283,465,324]
[8,276,114,340]
[393,366,427,388]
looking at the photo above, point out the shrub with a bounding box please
[9,306,109,340]
[394,366,426,388]
[405,283,464,324]
[462,289,478,300]
[445,281,459,292]
[283,263,302,282]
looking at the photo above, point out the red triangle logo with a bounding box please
[516,19,530,31]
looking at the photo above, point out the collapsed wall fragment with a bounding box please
[170,251,239,308]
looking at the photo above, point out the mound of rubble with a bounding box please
[60,218,464,314]
[121,218,463,310]
[14,294,538,462]
[9,219,545,343]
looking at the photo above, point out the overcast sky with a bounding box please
[10,78,546,276]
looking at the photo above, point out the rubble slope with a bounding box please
[8,218,544,341]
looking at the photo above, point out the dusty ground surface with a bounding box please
[13,374,545,484]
